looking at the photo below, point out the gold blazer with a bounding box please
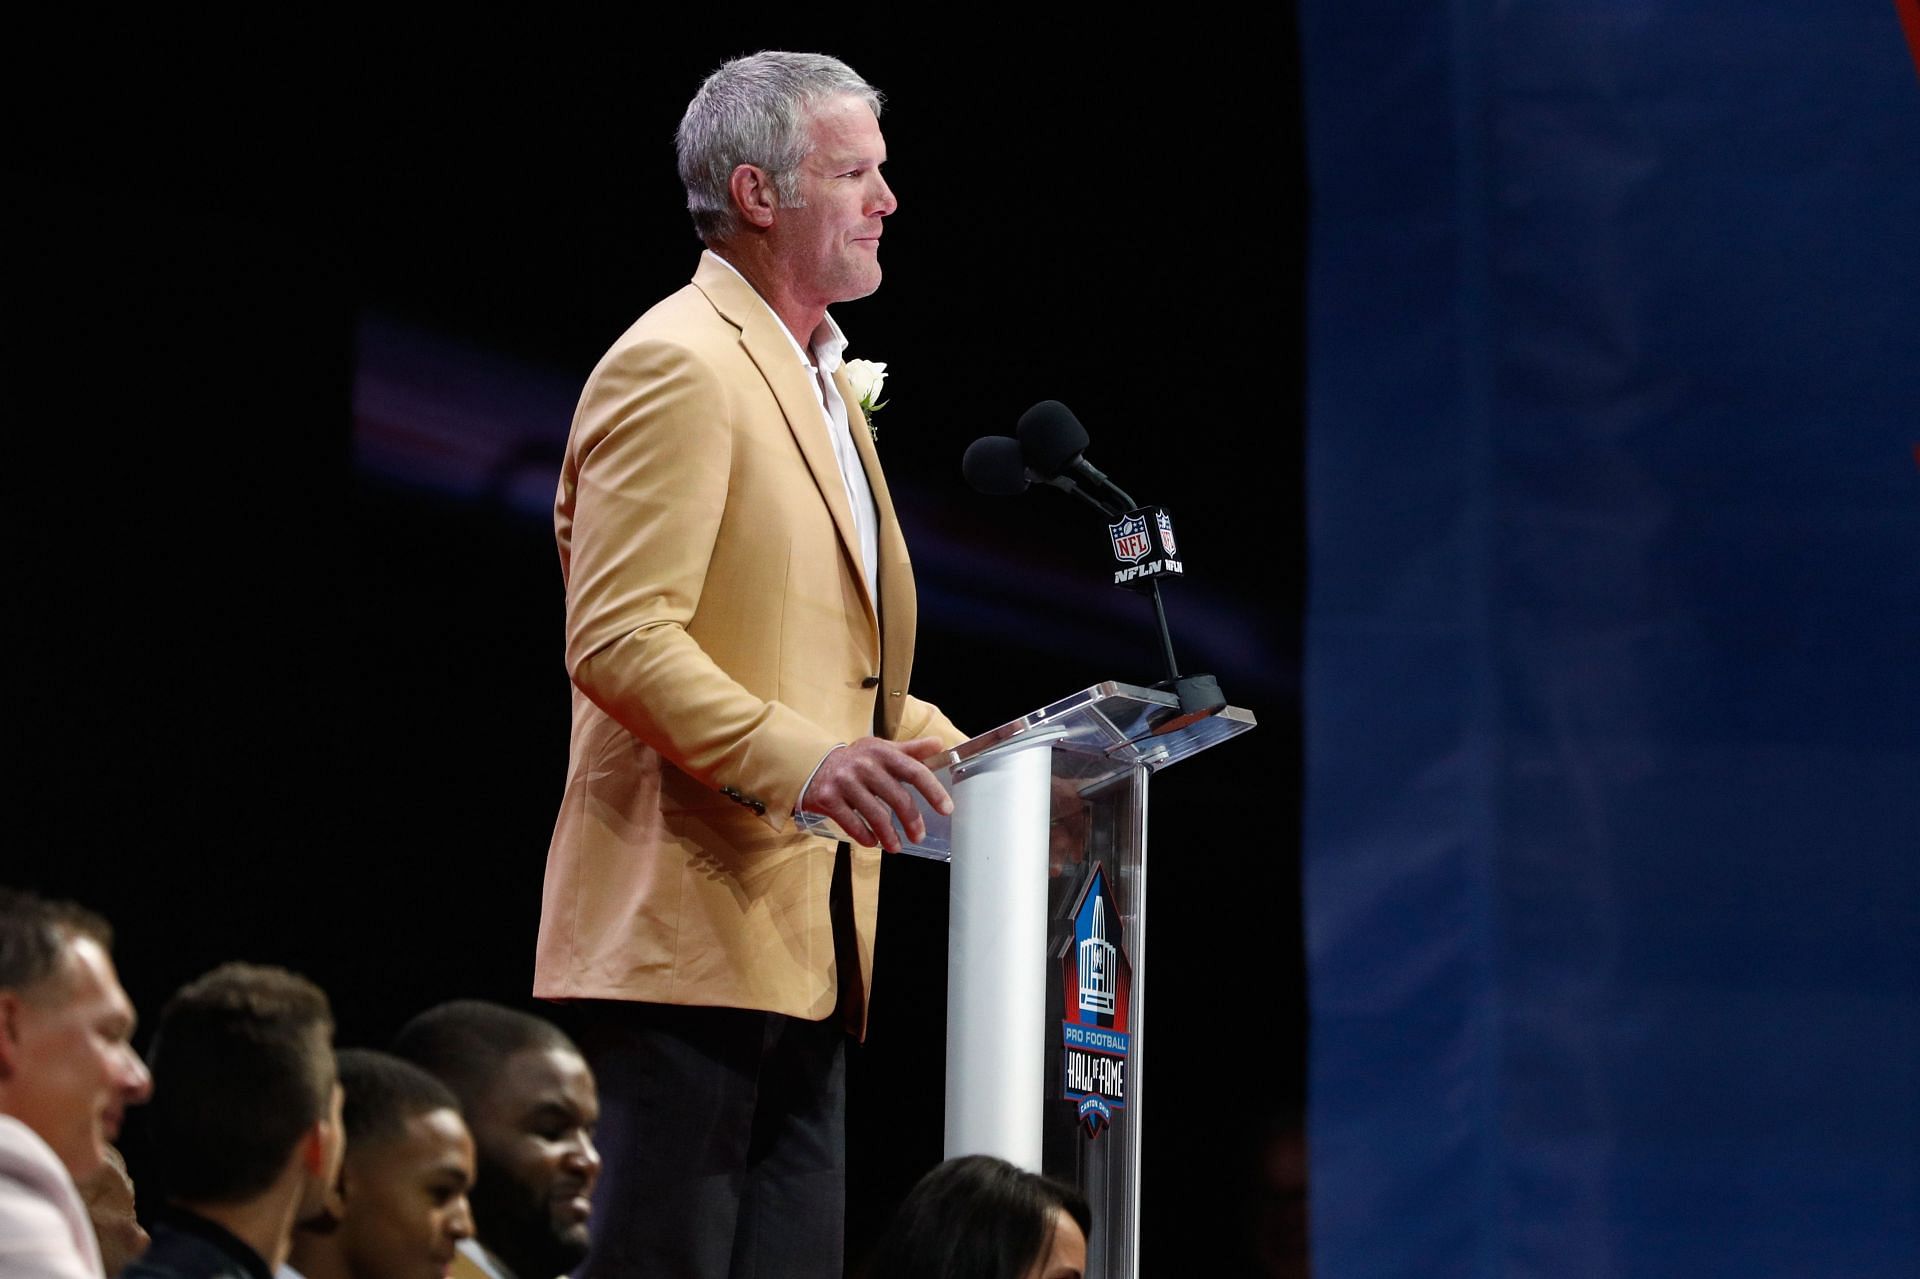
[534,254,961,1032]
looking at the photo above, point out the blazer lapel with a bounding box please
[693,256,878,634]
[839,373,918,734]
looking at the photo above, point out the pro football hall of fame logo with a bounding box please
[1059,863,1133,1136]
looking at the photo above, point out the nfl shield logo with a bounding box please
[1109,513,1152,563]
[1155,510,1177,557]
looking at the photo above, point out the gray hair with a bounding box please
[676,51,883,243]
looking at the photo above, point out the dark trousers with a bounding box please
[576,999,849,1279]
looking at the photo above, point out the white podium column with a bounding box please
[942,734,1056,1171]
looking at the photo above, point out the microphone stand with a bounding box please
[1043,469,1226,731]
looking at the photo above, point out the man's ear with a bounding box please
[728,162,779,229]
[301,1121,328,1176]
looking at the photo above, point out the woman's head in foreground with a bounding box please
[866,1153,1091,1279]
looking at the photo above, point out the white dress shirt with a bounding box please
[703,250,880,593]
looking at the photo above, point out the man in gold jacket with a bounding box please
[534,51,963,1278]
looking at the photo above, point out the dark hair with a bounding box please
[390,1000,578,1112]
[338,1049,462,1147]
[0,887,112,994]
[146,963,336,1204]
[866,1155,1093,1279]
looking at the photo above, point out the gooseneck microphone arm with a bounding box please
[1061,456,1137,515]
[1042,474,1126,518]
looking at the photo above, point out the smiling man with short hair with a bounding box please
[0,887,151,1279]
[393,1002,599,1279]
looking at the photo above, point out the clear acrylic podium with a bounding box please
[806,680,1254,1277]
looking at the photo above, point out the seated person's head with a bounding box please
[392,1001,601,1278]
[145,963,344,1219]
[297,1049,475,1279]
[866,1154,1091,1279]
[0,887,151,1181]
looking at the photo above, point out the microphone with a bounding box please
[962,432,1118,515]
[1012,399,1088,476]
[1015,401,1137,512]
[960,436,1030,495]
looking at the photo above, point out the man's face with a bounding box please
[465,1047,601,1277]
[769,93,896,311]
[340,1106,475,1279]
[1,935,152,1179]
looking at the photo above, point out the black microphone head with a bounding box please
[1015,400,1091,478]
[962,436,1031,496]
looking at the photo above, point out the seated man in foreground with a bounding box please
[124,962,344,1279]
[393,1001,600,1279]
[0,886,152,1279]
[287,1049,475,1279]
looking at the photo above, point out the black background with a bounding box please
[8,14,1308,1274]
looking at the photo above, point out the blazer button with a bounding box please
[861,675,880,689]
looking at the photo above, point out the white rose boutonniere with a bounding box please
[844,358,888,442]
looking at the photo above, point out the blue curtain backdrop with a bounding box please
[1299,4,1919,1275]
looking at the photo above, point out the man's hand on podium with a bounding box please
[800,736,955,853]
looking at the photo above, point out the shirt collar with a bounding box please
[152,1205,276,1279]
[703,249,848,373]
[456,1237,517,1279]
